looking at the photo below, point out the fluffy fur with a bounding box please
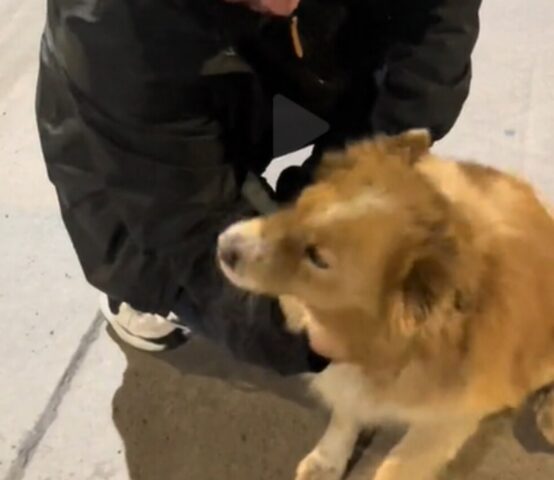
[218,130,554,480]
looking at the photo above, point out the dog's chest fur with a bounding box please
[311,363,465,427]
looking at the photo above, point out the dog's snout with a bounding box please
[218,219,266,275]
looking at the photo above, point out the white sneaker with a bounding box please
[100,294,190,352]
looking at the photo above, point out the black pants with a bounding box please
[172,286,328,376]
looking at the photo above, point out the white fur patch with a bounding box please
[220,218,263,239]
[311,190,392,226]
[535,190,554,219]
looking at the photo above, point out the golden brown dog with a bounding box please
[218,130,554,480]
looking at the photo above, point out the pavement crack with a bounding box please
[4,312,105,480]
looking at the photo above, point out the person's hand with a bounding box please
[224,0,300,17]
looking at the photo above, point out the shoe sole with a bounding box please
[99,294,188,352]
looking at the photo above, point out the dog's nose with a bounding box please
[219,244,240,270]
[218,233,242,270]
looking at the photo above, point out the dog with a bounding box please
[217,130,554,480]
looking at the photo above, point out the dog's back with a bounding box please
[415,156,554,412]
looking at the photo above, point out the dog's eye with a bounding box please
[304,245,330,269]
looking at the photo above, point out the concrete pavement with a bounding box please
[1,0,554,479]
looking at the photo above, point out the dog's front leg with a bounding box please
[371,416,481,480]
[295,411,360,480]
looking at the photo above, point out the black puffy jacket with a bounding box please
[37,0,481,373]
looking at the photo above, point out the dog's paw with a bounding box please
[373,457,435,480]
[373,458,416,480]
[536,388,554,445]
[295,451,343,480]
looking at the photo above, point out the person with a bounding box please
[36,0,481,374]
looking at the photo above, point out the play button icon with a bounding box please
[273,94,330,158]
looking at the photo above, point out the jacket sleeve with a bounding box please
[37,0,323,375]
[371,0,482,140]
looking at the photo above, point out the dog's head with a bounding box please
[218,131,458,322]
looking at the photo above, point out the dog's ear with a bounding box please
[377,129,432,165]
[315,129,431,182]
[390,217,459,334]
[314,149,358,182]
[402,252,451,326]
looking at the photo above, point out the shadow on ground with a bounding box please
[109,326,554,480]
[110,329,327,480]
